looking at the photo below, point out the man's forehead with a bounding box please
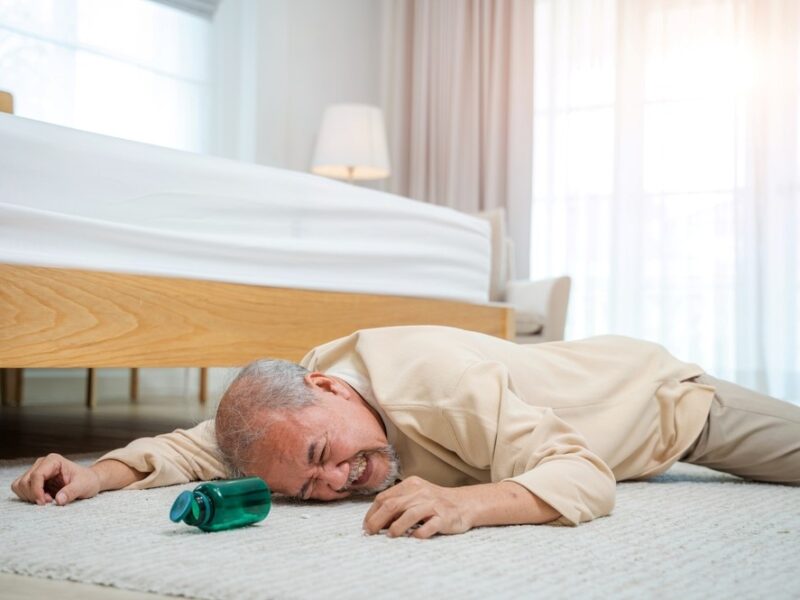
[254,413,313,463]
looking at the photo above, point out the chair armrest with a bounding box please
[505,276,571,342]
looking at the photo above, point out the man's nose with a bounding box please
[322,460,349,491]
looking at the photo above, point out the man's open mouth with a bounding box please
[347,453,372,488]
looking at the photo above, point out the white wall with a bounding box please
[210,0,383,172]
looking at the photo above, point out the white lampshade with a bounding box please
[311,104,390,181]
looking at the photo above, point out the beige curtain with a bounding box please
[381,0,534,277]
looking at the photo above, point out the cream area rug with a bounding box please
[1,457,798,600]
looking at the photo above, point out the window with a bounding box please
[0,0,210,152]
[532,0,799,400]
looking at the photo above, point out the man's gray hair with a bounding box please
[215,358,316,476]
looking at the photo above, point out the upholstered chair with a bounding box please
[476,208,571,344]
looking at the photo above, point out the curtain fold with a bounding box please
[531,0,799,401]
[382,0,534,277]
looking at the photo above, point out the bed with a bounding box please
[0,114,513,396]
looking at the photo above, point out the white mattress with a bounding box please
[0,114,491,303]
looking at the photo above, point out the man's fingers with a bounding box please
[411,516,443,539]
[363,477,468,539]
[363,494,413,534]
[9,454,72,505]
[11,475,34,503]
[362,487,400,524]
[10,477,21,499]
[28,457,67,505]
[55,468,99,505]
[55,483,78,505]
[29,471,47,505]
[362,479,423,528]
[15,474,36,503]
[10,456,43,502]
[386,504,431,538]
[43,475,65,500]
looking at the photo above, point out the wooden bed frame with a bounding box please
[0,264,514,397]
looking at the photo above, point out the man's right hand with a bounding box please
[11,453,102,505]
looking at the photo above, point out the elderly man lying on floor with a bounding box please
[12,326,800,537]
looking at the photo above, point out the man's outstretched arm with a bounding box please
[11,454,145,505]
[11,419,226,505]
[98,419,226,490]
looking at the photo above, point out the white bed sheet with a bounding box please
[0,114,491,303]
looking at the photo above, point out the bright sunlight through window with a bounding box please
[531,0,799,400]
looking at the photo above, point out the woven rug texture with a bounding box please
[1,458,798,600]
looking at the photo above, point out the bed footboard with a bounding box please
[0,264,514,367]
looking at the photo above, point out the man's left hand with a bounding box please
[362,476,562,538]
[362,476,472,539]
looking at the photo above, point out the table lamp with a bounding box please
[311,103,390,183]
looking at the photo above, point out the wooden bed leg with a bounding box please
[199,368,208,405]
[129,368,139,403]
[86,368,97,409]
[0,369,8,406]
[14,369,23,406]
[1,369,23,406]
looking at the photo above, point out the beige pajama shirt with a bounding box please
[99,326,715,525]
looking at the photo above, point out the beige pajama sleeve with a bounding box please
[443,362,617,526]
[95,419,229,489]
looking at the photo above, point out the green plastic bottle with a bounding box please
[169,477,272,532]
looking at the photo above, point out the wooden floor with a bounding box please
[0,397,213,460]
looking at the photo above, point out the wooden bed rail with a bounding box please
[0,264,515,368]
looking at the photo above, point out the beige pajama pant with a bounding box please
[680,374,800,485]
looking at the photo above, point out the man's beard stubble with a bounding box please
[348,445,402,496]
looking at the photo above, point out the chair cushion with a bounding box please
[515,310,544,335]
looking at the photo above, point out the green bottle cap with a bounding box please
[170,490,197,523]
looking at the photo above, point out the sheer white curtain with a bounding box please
[531,0,799,401]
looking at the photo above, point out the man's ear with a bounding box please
[305,372,344,396]
[305,372,358,402]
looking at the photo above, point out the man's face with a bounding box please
[245,376,399,501]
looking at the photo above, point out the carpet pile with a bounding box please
[1,458,798,599]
